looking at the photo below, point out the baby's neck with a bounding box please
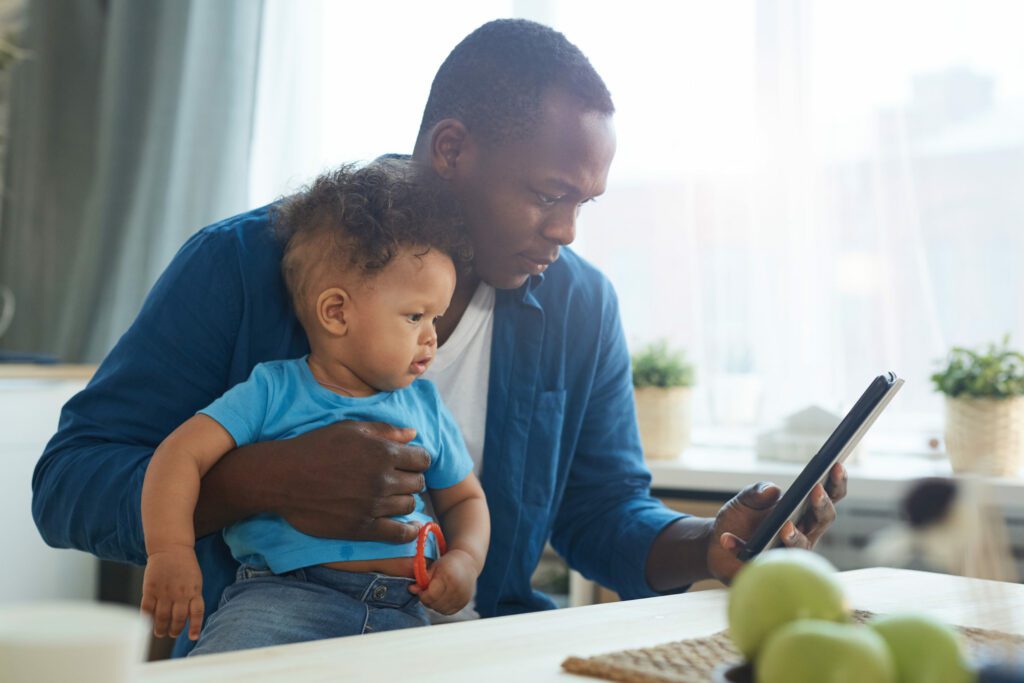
[306,354,378,398]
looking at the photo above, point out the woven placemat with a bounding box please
[562,610,1024,683]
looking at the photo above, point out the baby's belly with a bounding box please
[320,556,425,578]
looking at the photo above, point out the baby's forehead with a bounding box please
[354,248,456,297]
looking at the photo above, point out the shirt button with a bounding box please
[372,585,388,601]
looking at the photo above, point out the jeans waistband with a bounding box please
[237,564,419,609]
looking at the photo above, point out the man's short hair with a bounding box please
[272,160,471,321]
[417,19,614,146]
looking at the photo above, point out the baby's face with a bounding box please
[342,247,457,391]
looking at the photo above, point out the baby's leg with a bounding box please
[188,566,368,656]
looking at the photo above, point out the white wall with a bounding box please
[1,378,98,604]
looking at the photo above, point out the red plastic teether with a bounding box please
[414,522,447,590]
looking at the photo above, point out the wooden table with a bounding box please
[140,568,1024,682]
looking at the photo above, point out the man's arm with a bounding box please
[33,229,247,564]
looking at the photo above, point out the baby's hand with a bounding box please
[140,547,205,640]
[409,549,478,615]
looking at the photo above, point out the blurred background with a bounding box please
[1,0,1022,637]
[3,0,1022,434]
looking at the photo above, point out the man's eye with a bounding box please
[536,192,562,206]
[407,313,423,323]
[576,197,597,215]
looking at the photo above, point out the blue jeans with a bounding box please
[188,564,429,657]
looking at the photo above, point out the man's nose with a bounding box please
[542,205,577,246]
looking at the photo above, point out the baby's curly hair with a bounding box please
[272,160,472,322]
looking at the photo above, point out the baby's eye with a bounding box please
[432,316,442,327]
[407,313,424,323]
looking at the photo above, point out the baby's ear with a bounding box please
[316,287,350,336]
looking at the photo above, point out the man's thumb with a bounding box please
[737,481,782,510]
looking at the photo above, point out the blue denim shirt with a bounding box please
[32,205,685,656]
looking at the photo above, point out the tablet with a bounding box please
[736,372,904,561]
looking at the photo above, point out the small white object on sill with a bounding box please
[756,405,863,465]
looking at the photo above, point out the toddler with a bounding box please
[139,161,488,655]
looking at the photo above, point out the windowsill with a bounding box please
[646,430,1024,509]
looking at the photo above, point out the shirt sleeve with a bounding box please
[32,226,246,566]
[197,364,274,447]
[425,390,475,490]
[549,277,688,600]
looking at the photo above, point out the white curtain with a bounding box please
[248,0,1024,442]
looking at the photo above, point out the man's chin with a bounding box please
[477,268,531,291]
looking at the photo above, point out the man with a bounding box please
[33,19,846,657]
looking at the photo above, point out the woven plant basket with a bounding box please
[945,396,1024,477]
[635,387,692,460]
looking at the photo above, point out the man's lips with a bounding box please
[518,251,558,274]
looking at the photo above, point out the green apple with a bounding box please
[727,548,848,659]
[757,619,897,683]
[869,613,974,683]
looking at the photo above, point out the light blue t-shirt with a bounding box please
[198,357,474,574]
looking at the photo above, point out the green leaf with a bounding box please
[931,335,1024,398]
[631,340,695,388]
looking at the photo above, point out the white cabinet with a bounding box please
[1,370,98,604]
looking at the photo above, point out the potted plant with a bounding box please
[931,335,1024,476]
[632,340,695,460]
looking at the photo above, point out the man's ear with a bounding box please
[429,119,474,180]
[316,287,351,336]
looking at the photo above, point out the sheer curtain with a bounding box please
[0,0,264,361]
[249,1,1024,443]
[558,0,1024,442]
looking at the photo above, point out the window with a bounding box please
[250,1,1024,445]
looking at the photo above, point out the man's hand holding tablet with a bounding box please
[704,372,903,584]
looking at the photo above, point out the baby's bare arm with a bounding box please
[142,415,236,555]
[412,475,489,613]
[429,474,490,573]
[141,415,235,638]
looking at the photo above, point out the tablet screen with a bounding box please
[736,372,904,561]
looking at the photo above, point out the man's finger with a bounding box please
[391,445,431,473]
[779,520,812,549]
[368,517,420,544]
[375,494,418,518]
[386,469,427,496]
[797,486,837,544]
[358,421,417,444]
[824,462,848,502]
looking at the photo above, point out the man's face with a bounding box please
[452,89,616,289]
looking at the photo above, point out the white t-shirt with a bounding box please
[420,281,495,622]
[421,282,495,475]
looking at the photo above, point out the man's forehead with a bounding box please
[520,102,616,195]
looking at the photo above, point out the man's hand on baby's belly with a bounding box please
[268,420,431,544]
